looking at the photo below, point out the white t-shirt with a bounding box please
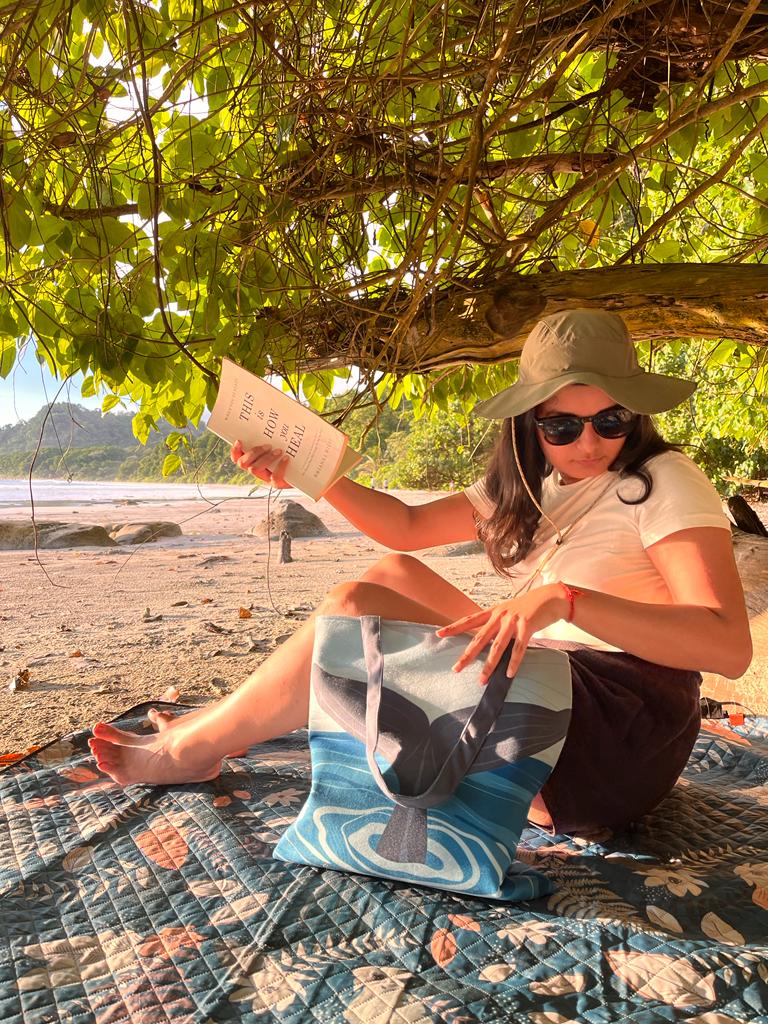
[463,451,731,651]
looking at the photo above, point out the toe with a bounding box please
[148,709,175,734]
[89,738,117,766]
[92,722,144,746]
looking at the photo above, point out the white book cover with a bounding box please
[207,359,361,500]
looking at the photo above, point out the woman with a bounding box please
[90,309,752,834]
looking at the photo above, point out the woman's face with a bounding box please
[534,384,629,484]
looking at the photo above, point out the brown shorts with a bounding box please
[535,641,702,835]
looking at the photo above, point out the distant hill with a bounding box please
[0,403,177,453]
[0,403,241,483]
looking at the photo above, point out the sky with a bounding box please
[0,342,104,426]
[0,342,350,428]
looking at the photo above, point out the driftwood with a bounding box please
[727,495,768,537]
[279,530,293,564]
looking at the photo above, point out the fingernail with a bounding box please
[272,448,283,456]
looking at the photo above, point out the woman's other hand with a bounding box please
[436,584,568,684]
[231,440,291,488]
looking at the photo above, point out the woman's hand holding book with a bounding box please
[231,440,292,488]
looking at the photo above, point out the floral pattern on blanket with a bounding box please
[0,705,766,1023]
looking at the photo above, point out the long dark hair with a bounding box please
[477,411,679,577]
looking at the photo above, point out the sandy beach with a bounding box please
[0,488,513,755]
[1,485,764,757]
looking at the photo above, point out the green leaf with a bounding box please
[165,431,185,451]
[643,177,665,192]
[132,411,155,444]
[0,308,18,335]
[136,183,154,221]
[0,338,16,378]
[7,197,32,248]
[162,452,183,476]
[671,122,698,162]
[81,375,97,398]
[101,393,121,412]
[103,220,138,251]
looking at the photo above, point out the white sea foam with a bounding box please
[0,478,297,508]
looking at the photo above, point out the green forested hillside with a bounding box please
[0,403,232,482]
[0,398,498,488]
[3,381,764,490]
[0,403,141,452]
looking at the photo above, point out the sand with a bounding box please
[0,489,511,754]
[1,487,763,757]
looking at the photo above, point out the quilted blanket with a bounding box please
[1,704,766,1023]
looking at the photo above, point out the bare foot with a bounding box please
[145,708,250,757]
[144,686,182,732]
[89,721,221,786]
[147,708,180,732]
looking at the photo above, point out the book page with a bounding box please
[207,359,360,500]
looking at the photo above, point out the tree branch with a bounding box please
[307,265,768,372]
[43,202,140,220]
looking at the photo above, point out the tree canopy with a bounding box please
[1,0,767,439]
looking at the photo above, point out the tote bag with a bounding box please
[275,615,572,901]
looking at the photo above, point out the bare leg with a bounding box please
[358,553,482,619]
[89,559,473,786]
[147,553,481,738]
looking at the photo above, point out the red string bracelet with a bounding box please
[558,581,583,623]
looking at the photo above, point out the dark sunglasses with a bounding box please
[534,407,638,446]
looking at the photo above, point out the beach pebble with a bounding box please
[202,621,230,634]
[247,637,270,653]
[8,669,30,693]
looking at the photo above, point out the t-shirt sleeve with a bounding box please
[463,478,496,520]
[631,452,731,547]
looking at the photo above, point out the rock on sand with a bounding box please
[250,500,330,539]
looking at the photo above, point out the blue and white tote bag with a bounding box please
[275,615,572,900]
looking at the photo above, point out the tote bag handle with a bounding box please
[361,615,512,809]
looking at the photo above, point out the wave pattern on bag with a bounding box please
[275,616,572,901]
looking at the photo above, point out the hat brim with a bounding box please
[473,370,696,419]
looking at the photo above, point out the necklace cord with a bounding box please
[509,416,616,598]
[510,416,562,543]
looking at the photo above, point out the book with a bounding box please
[207,358,361,500]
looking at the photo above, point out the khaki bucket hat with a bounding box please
[474,309,696,418]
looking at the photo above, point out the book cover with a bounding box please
[207,359,361,500]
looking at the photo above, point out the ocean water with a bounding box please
[0,478,279,507]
